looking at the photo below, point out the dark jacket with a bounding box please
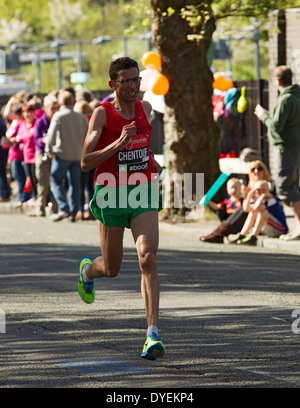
[260,84,300,148]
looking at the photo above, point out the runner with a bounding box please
[78,57,165,360]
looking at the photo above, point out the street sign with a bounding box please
[70,72,90,84]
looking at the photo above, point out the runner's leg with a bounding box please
[85,221,125,280]
[130,211,159,327]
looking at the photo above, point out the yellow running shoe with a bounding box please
[78,257,94,304]
[141,333,165,360]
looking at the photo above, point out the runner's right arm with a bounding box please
[81,106,136,172]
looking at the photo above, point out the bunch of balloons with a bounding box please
[213,72,234,92]
[140,51,170,96]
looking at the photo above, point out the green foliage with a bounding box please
[0,0,152,92]
[0,0,298,92]
[212,0,298,18]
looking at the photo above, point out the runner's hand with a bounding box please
[119,121,136,148]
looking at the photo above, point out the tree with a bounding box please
[150,1,217,218]
[0,12,32,47]
[147,0,295,218]
[48,0,87,39]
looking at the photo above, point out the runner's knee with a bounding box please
[139,250,157,273]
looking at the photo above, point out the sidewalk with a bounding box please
[157,205,300,255]
[0,191,299,255]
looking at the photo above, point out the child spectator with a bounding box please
[206,177,242,221]
[230,179,288,245]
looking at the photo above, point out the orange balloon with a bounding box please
[213,72,233,91]
[141,51,162,70]
[149,72,169,95]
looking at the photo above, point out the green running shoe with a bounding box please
[141,333,165,360]
[78,257,94,304]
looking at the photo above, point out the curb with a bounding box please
[158,219,300,255]
[1,199,299,255]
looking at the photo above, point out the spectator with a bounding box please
[229,180,288,245]
[46,91,88,222]
[74,100,93,119]
[89,98,101,111]
[76,88,93,103]
[200,160,275,243]
[0,113,10,202]
[2,91,25,122]
[33,94,59,217]
[255,65,300,241]
[16,101,37,200]
[61,86,76,100]
[5,102,31,206]
[73,100,95,221]
[205,177,242,221]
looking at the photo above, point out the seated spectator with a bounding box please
[205,177,242,221]
[200,160,275,243]
[229,180,288,245]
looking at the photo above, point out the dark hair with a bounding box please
[276,66,292,86]
[109,57,139,80]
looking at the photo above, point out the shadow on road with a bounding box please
[1,243,300,388]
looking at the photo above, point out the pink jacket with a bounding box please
[17,121,36,164]
[6,119,23,163]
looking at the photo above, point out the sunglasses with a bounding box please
[251,166,264,172]
[115,77,142,86]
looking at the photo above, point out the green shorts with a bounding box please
[90,182,162,228]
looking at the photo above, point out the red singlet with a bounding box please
[94,100,154,186]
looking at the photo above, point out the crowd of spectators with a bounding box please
[0,86,101,221]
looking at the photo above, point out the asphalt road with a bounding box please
[1,212,300,394]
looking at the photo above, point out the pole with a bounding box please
[34,46,41,93]
[77,40,83,72]
[254,19,261,81]
[146,29,152,51]
[56,36,62,90]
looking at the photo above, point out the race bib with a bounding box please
[117,146,149,173]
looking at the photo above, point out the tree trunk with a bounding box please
[150,0,220,218]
